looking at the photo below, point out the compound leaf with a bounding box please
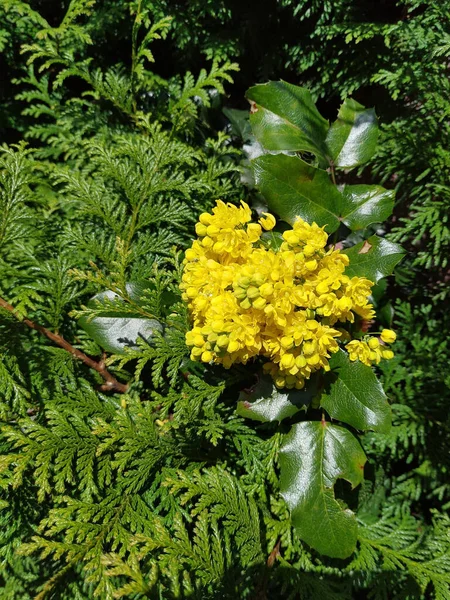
[326,98,378,168]
[79,285,163,354]
[342,235,405,283]
[252,154,342,232]
[247,81,329,162]
[339,184,395,231]
[237,375,314,423]
[321,350,391,433]
[279,421,366,559]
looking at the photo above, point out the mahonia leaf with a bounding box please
[253,155,395,234]
[252,154,342,233]
[339,185,395,231]
[279,421,366,559]
[342,236,405,283]
[246,81,329,162]
[320,350,391,433]
[326,98,378,168]
[260,230,284,251]
[237,375,314,423]
[79,285,163,354]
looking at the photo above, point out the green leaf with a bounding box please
[237,375,314,423]
[253,155,394,234]
[339,185,395,231]
[321,350,391,433]
[343,235,405,283]
[260,230,284,251]
[279,421,366,558]
[326,98,378,168]
[79,286,163,355]
[252,154,342,232]
[246,81,329,161]
[223,107,252,141]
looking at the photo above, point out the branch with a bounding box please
[0,296,128,393]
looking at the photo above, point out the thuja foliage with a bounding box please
[0,1,449,599]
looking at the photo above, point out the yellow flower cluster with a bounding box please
[180,201,396,389]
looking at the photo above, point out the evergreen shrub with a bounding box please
[0,1,449,599]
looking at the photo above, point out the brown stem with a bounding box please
[266,539,281,568]
[0,296,128,393]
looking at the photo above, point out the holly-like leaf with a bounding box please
[79,286,163,354]
[237,375,314,423]
[326,98,378,168]
[253,154,395,234]
[252,154,342,232]
[339,185,395,231]
[279,421,366,559]
[343,235,405,283]
[321,350,391,433]
[246,81,329,162]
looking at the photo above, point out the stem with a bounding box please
[330,161,337,186]
[0,296,128,394]
[266,539,281,568]
[130,0,142,115]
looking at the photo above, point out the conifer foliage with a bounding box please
[0,1,449,599]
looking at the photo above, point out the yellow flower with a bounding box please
[380,329,396,344]
[259,212,276,230]
[181,201,394,387]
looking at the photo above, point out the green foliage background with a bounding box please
[0,0,449,598]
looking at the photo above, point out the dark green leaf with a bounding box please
[79,287,163,354]
[280,421,366,558]
[223,107,252,140]
[247,81,329,161]
[339,185,395,231]
[326,98,378,168]
[343,235,405,283]
[321,350,391,433]
[237,375,314,423]
[253,155,394,234]
[252,154,342,232]
[260,230,284,251]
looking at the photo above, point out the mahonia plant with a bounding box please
[178,80,405,560]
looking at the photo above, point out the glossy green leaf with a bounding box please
[326,98,378,168]
[247,81,329,161]
[252,154,342,232]
[79,286,163,354]
[343,235,405,283]
[253,155,395,234]
[280,421,366,558]
[237,375,314,423]
[339,185,395,231]
[260,230,284,251]
[321,350,391,433]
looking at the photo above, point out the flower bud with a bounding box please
[380,329,396,344]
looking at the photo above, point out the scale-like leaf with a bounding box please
[326,98,378,168]
[321,350,391,433]
[252,154,342,232]
[343,235,405,283]
[247,81,329,161]
[279,421,366,558]
[237,375,314,423]
[339,184,394,231]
